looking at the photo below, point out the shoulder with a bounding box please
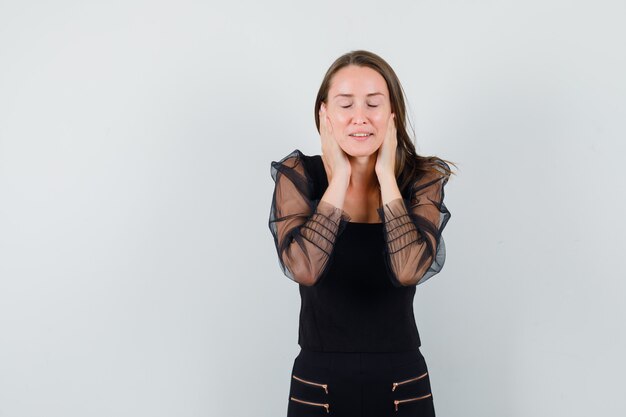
[410,157,451,193]
[271,148,305,169]
[432,158,451,177]
[270,149,322,188]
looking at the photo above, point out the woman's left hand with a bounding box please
[375,113,397,179]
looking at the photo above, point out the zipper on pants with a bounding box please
[290,396,330,413]
[292,374,329,394]
[391,371,428,392]
[393,393,432,411]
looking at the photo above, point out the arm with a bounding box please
[268,150,351,286]
[376,161,451,287]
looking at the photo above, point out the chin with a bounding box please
[339,140,382,158]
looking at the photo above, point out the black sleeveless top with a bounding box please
[297,154,421,352]
[268,149,451,352]
[298,221,421,352]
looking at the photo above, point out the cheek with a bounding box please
[332,112,351,125]
[370,108,389,120]
[372,114,390,131]
[328,115,352,136]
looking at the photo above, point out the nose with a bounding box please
[351,105,368,125]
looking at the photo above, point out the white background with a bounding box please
[1,1,625,416]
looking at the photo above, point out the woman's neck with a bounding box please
[347,154,379,192]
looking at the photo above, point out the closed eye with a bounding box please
[340,104,379,108]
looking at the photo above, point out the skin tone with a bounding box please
[318,65,403,223]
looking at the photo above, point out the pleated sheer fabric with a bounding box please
[269,149,451,287]
[376,160,451,286]
[268,150,352,286]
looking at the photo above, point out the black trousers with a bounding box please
[287,347,436,417]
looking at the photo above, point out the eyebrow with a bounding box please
[333,92,385,99]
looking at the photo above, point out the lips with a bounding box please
[349,132,373,141]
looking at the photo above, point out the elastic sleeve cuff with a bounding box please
[377,197,419,254]
[316,199,352,223]
[300,199,351,255]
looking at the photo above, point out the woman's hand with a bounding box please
[375,113,397,179]
[319,103,351,184]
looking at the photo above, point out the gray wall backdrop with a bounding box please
[1,1,625,416]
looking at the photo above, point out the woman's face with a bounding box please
[323,65,392,158]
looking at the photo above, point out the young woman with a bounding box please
[269,50,456,417]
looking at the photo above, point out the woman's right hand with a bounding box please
[319,103,351,184]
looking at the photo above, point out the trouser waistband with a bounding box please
[297,347,423,374]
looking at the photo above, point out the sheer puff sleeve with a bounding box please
[377,160,451,287]
[269,149,352,286]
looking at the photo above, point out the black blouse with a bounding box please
[268,149,451,352]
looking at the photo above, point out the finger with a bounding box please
[325,114,333,134]
[319,108,326,136]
